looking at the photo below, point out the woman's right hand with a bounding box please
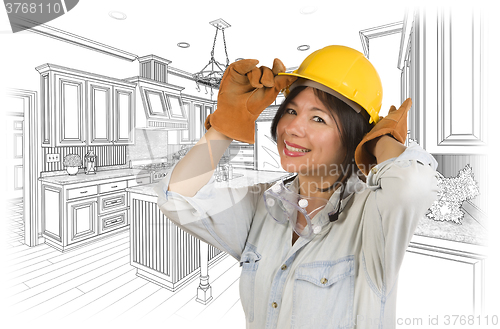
[205,59,297,144]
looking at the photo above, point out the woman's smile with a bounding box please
[283,140,311,157]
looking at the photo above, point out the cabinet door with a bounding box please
[54,74,87,146]
[180,101,191,143]
[397,248,485,318]
[204,105,213,135]
[192,103,214,142]
[193,103,203,141]
[42,184,63,242]
[67,197,98,244]
[40,73,53,147]
[113,86,135,144]
[88,80,113,145]
[408,8,486,154]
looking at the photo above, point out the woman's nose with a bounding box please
[284,115,306,137]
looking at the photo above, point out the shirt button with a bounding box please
[281,265,287,271]
[320,278,328,284]
[272,302,278,308]
[371,167,378,174]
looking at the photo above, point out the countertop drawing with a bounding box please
[415,211,487,246]
[38,168,146,185]
[127,169,295,197]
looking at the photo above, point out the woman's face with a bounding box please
[276,87,346,177]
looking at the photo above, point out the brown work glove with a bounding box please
[205,59,297,144]
[355,98,412,176]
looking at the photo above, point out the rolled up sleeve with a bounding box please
[155,162,268,260]
[361,142,439,294]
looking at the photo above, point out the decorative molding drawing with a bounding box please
[359,21,403,59]
[13,16,138,61]
[397,8,415,70]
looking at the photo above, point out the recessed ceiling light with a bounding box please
[109,11,127,20]
[300,6,318,15]
[297,45,310,51]
[177,42,190,48]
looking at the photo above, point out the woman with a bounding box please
[155,45,438,329]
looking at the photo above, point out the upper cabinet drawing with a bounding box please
[402,8,486,154]
[88,79,113,145]
[113,85,135,144]
[36,64,136,147]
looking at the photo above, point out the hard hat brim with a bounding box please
[284,77,365,115]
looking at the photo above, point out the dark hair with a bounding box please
[270,86,374,192]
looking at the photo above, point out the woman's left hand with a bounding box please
[354,98,412,175]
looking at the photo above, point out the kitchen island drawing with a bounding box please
[2,2,495,328]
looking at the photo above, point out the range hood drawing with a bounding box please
[126,55,188,130]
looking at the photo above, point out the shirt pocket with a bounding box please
[239,243,261,323]
[292,256,355,329]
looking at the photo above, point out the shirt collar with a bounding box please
[286,173,366,235]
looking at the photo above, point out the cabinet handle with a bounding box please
[80,191,88,194]
[108,200,119,205]
[111,185,118,188]
[136,180,143,184]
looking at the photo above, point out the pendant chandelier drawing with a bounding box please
[193,19,231,91]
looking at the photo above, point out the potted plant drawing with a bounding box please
[63,154,82,175]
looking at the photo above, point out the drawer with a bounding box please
[232,155,252,162]
[67,185,98,200]
[231,148,254,156]
[99,209,128,234]
[99,180,127,194]
[99,191,127,213]
[128,175,152,187]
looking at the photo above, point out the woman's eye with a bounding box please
[285,109,297,115]
[313,116,326,123]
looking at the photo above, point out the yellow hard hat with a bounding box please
[280,45,383,124]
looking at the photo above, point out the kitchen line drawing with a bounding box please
[1,2,494,329]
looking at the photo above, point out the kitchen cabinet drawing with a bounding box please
[2,2,496,328]
[39,173,139,251]
[36,64,136,147]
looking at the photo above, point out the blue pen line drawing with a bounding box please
[1,2,495,328]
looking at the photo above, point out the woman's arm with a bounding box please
[361,142,439,295]
[168,127,233,197]
[156,127,268,260]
